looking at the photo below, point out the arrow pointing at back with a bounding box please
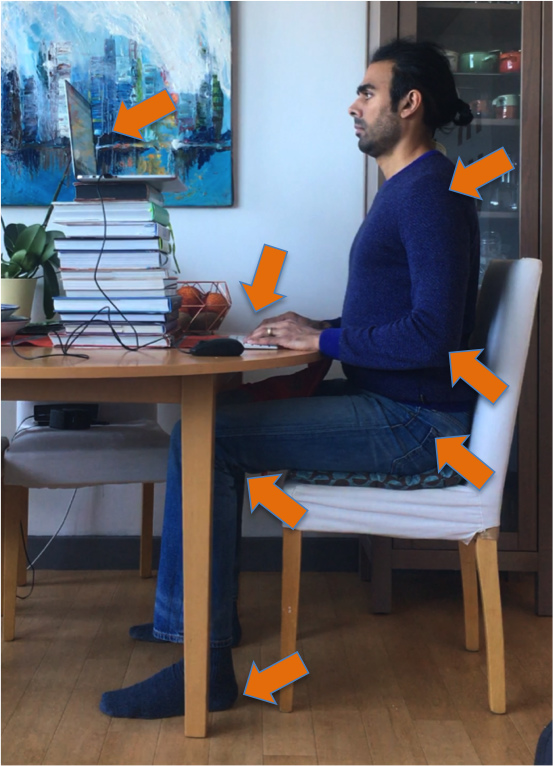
[113,90,177,140]
[436,435,494,490]
[240,244,287,312]
[450,349,508,403]
[244,652,309,704]
[247,474,308,528]
[449,148,514,199]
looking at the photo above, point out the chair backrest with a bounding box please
[16,402,157,428]
[469,258,541,514]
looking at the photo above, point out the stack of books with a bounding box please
[51,182,181,348]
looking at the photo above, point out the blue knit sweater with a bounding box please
[319,150,480,409]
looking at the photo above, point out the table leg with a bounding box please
[181,374,217,738]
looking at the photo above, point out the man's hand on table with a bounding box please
[244,311,329,352]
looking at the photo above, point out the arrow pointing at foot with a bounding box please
[435,435,494,490]
[244,652,309,704]
[113,90,177,140]
[247,474,308,528]
[240,245,287,312]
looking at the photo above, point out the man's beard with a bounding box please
[357,108,402,158]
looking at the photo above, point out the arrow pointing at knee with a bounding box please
[247,474,308,528]
[244,652,309,704]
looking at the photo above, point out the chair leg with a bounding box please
[370,536,392,614]
[17,501,29,587]
[458,539,479,651]
[475,535,506,714]
[140,483,154,578]
[279,527,302,713]
[3,485,28,641]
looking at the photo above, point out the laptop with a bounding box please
[65,81,184,192]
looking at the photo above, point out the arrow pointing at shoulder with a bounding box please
[244,652,309,704]
[436,435,494,490]
[113,90,177,140]
[247,474,308,528]
[240,245,287,312]
[450,349,508,403]
[449,148,514,199]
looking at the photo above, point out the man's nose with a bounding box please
[348,99,361,116]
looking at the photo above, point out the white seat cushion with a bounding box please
[3,420,170,488]
[285,479,488,543]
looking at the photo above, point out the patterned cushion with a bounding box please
[288,465,463,490]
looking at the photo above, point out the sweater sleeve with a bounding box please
[336,179,476,370]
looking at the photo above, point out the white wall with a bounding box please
[1,1,368,538]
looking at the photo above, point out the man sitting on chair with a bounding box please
[100,39,480,719]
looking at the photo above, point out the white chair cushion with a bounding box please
[3,420,170,488]
[286,479,488,543]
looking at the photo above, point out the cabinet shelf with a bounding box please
[473,118,520,126]
[419,1,520,9]
[478,211,519,219]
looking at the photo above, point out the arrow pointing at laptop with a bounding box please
[113,90,177,140]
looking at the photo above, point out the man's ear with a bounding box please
[399,89,424,119]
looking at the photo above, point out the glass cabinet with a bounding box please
[364,1,550,614]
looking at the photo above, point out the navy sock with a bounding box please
[99,647,238,719]
[129,602,242,647]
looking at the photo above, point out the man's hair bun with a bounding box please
[453,98,473,127]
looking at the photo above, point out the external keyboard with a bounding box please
[229,334,279,350]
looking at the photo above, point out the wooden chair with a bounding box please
[2,403,170,641]
[278,259,542,715]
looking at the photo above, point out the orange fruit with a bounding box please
[204,291,230,312]
[177,285,204,315]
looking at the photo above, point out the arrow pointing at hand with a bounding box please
[244,652,309,704]
[450,349,508,403]
[449,148,514,199]
[113,90,177,140]
[247,474,308,528]
[436,435,494,490]
[240,244,287,312]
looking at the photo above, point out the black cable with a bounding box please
[16,521,36,600]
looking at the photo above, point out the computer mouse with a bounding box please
[190,338,244,357]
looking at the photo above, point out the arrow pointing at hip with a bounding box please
[449,147,514,199]
[247,474,308,528]
[450,349,508,403]
[244,652,309,704]
[240,244,287,312]
[113,90,177,140]
[435,435,494,490]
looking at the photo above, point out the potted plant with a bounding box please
[1,162,69,319]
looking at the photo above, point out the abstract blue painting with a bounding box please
[1,1,232,206]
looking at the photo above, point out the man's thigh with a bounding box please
[215,387,428,475]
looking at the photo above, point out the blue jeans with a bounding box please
[153,379,473,647]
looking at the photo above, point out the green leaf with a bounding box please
[10,249,27,266]
[42,259,60,318]
[4,223,27,256]
[14,224,46,261]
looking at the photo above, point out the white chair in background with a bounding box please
[2,403,170,641]
[278,258,542,715]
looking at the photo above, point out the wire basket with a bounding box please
[176,281,231,334]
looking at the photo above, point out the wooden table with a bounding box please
[1,346,320,737]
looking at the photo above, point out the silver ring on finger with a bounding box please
[267,327,274,337]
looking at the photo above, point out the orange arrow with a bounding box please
[240,245,287,312]
[113,90,176,140]
[449,148,514,199]
[247,474,308,528]
[450,349,508,403]
[435,435,494,490]
[244,652,309,704]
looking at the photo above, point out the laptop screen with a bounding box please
[65,81,97,177]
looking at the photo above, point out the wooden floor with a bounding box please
[2,568,551,765]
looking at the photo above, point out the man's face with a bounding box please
[349,60,402,158]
